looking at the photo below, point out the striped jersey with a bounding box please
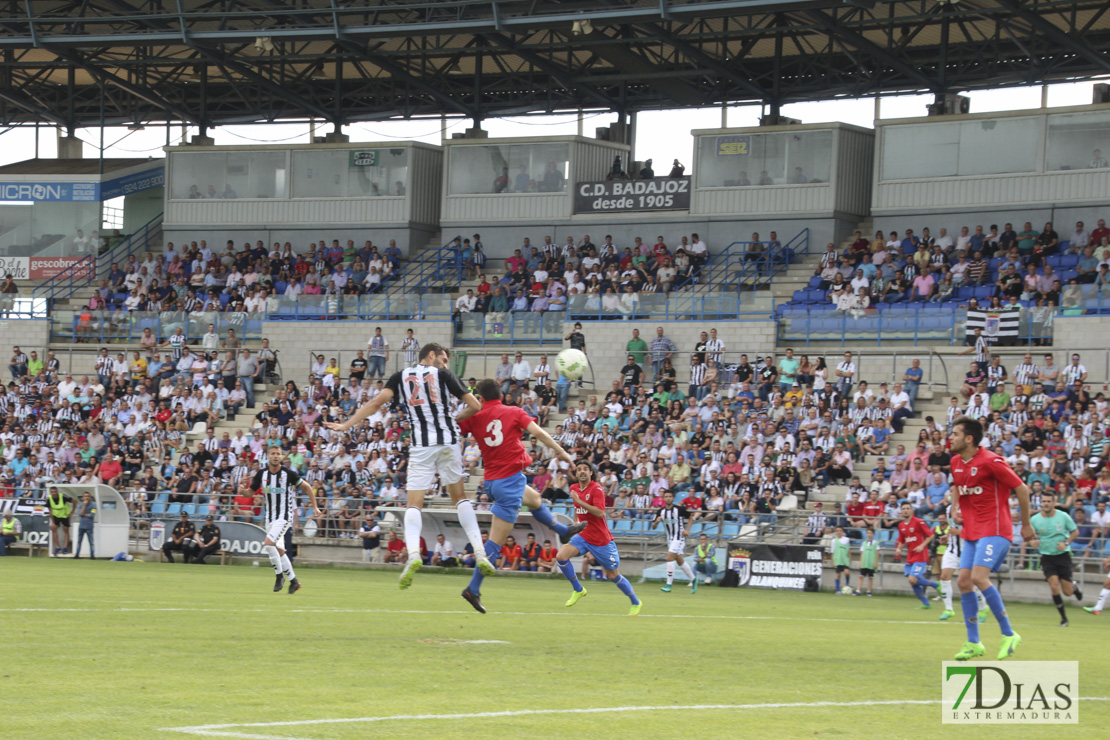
[655,504,692,541]
[251,465,303,526]
[385,364,468,448]
[167,333,187,360]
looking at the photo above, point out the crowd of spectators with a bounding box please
[449,229,769,323]
[4,315,1110,564]
[83,238,407,323]
[811,217,1110,315]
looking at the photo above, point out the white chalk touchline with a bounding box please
[0,606,952,626]
[162,698,1110,739]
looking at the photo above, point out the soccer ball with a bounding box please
[839,586,852,595]
[556,348,589,380]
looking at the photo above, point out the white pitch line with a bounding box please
[162,698,1110,739]
[0,606,953,626]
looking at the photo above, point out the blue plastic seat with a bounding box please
[973,286,994,300]
[792,290,808,303]
[166,503,182,516]
[808,276,824,288]
[722,523,740,538]
[615,519,633,533]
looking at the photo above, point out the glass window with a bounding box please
[696,130,832,187]
[291,148,409,198]
[881,117,1041,180]
[170,151,287,199]
[1046,110,1110,172]
[0,200,104,258]
[448,143,569,195]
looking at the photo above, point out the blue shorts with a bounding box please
[903,561,927,579]
[960,535,1011,573]
[486,472,527,524]
[568,534,620,571]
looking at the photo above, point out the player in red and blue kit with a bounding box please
[895,502,941,608]
[457,379,583,613]
[556,462,642,616]
[949,416,1033,661]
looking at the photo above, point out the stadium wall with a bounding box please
[1,318,50,355]
[261,320,455,383]
[1054,316,1110,352]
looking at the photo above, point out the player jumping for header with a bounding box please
[949,416,1034,661]
[457,379,585,613]
[556,462,643,616]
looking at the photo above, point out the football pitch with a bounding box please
[3,559,1108,739]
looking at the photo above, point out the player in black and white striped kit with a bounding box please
[245,446,321,594]
[938,505,988,621]
[652,491,700,593]
[325,342,486,590]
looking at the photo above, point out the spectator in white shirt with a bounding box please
[511,352,532,389]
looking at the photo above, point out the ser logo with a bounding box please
[942,662,1077,724]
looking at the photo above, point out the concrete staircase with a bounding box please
[769,218,873,308]
[804,386,946,513]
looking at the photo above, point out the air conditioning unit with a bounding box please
[927,94,970,116]
[1094,84,1110,104]
[759,115,801,127]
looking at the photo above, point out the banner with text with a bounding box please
[574,177,691,214]
[0,256,30,280]
[724,542,823,591]
[30,256,94,280]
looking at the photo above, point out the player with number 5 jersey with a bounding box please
[455,379,585,613]
[324,342,488,591]
[948,415,1034,662]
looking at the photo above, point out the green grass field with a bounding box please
[3,558,1107,739]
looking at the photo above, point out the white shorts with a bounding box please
[667,538,687,555]
[407,444,464,490]
[266,518,291,543]
[941,547,961,572]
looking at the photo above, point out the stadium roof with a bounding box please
[2,0,1109,129]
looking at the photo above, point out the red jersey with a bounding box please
[500,543,522,563]
[540,547,558,561]
[458,400,536,481]
[897,517,934,563]
[861,501,884,518]
[846,501,866,519]
[950,446,1023,541]
[571,481,613,547]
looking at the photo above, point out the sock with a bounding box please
[975,587,987,611]
[916,576,939,590]
[981,585,1014,637]
[912,583,928,605]
[942,580,953,611]
[404,507,423,559]
[679,561,695,582]
[557,559,583,592]
[280,554,296,581]
[844,573,850,587]
[666,561,676,585]
[265,544,282,575]
[468,540,502,595]
[530,503,568,538]
[1053,594,1067,622]
[455,500,486,557]
[610,575,640,605]
[835,577,840,592]
[961,591,981,643]
[1095,588,1110,611]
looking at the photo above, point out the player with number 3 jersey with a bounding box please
[456,379,584,613]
